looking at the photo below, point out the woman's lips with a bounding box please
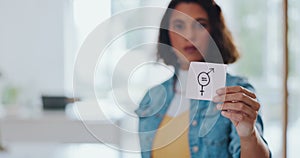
[183,46,198,53]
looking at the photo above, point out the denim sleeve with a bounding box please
[228,77,272,158]
[134,90,151,117]
[229,123,241,158]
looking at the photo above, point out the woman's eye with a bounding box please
[195,23,207,29]
[173,23,184,30]
[201,23,208,28]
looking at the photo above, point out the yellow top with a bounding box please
[151,111,191,158]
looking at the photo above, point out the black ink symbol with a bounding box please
[197,68,214,96]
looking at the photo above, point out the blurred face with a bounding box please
[169,3,211,69]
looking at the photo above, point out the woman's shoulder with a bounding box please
[142,74,174,98]
[226,73,255,91]
[226,73,247,83]
[134,76,174,117]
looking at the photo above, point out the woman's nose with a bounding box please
[184,28,196,42]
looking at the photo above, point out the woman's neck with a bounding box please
[179,62,190,70]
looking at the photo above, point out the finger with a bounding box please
[221,110,252,122]
[213,93,260,111]
[216,86,256,99]
[216,102,257,119]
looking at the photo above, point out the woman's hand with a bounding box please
[213,86,260,138]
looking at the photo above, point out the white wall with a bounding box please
[0,0,65,95]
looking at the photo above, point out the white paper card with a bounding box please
[186,62,227,101]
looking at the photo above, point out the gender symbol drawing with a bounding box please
[197,68,215,96]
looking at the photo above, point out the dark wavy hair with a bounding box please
[157,0,240,70]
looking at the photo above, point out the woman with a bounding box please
[135,0,271,157]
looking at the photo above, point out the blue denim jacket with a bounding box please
[135,73,271,158]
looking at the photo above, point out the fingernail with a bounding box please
[216,104,222,110]
[216,89,224,94]
[221,111,226,115]
[213,96,220,102]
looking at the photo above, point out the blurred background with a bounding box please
[0,0,299,158]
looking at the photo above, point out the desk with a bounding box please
[0,104,121,145]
